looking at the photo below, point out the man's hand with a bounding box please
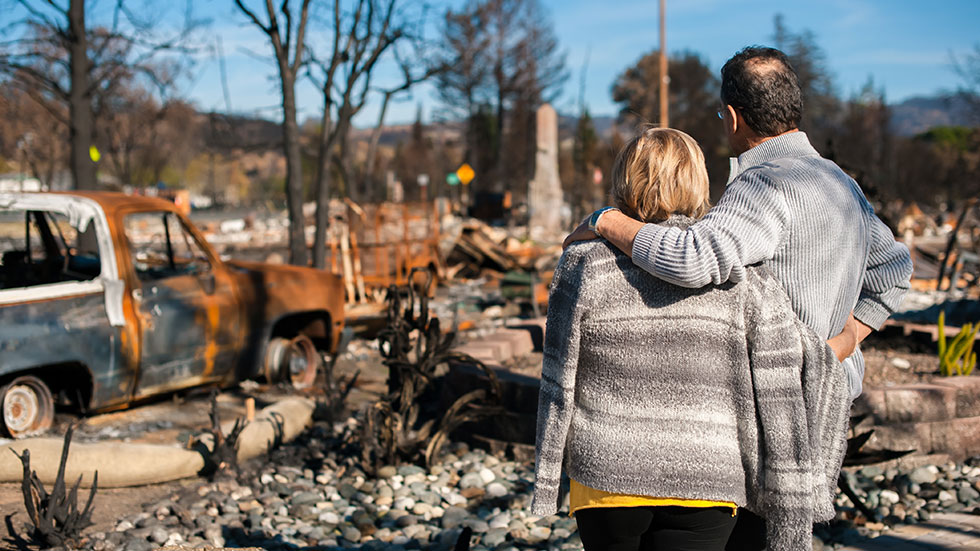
[827,313,859,362]
[562,218,598,249]
[563,209,645,255]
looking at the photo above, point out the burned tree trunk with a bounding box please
[67,0,97,190]
[233,0,312,266]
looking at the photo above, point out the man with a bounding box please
[564,46,913,548]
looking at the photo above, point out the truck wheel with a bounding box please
[263,335,320,390]
[1,375,55,438]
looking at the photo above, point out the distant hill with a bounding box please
[202,112,283,150]
[889,93,979,136]
[350,113,622,146]
[198,95,979,152]
[348,120,464,146]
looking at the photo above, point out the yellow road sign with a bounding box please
[456,163,475,186]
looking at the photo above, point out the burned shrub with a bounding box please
[318,327,359,423]
[360,268,503,472]
[14,422,97,549]
[204,389,247,480]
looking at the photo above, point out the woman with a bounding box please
[532,127,851,551]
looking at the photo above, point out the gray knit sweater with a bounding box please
[631,132,913,399]
[532,219,850,551]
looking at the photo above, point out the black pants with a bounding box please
[724,509,766,551]
[575,506,737,551]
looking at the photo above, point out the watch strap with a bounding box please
[588,207,620,237]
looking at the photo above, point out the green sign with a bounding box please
[446,172,461,186]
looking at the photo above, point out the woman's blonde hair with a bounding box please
[610,127,710,223]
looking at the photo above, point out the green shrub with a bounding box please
[938,310,978,376]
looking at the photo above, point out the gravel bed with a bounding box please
[816,457,980,548]
[78,418,578,551]
[68,414,980,551]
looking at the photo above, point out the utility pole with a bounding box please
[659,0,669,127]
[216,36,233,114]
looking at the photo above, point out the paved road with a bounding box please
[838,513,980,550]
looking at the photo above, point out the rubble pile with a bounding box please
[199,214,290,254]
[190,203,564,308]
[445,221,559,281]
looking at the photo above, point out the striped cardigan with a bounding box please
[532,220,850,551]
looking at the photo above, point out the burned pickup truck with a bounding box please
[0,192,345,438]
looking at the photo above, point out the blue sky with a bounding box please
[554,0,979,113]
[11,0,979,126]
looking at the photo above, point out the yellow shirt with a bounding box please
[569,479,737,516]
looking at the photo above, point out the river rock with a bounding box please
[442,506,470,529]
[486,482,508,497]
[341,525,362,542]
[149,527,169,545]
[484,527,509,547]
[526,525,552,543]
[909,465,940,485]
[958,485,980,503]
[879,489,900,507]
[459,472,485,489]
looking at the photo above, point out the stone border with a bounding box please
[853,377,980,461]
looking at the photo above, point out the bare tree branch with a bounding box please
[0,59,69,99]
[16,0,65,34]
[291,0,312,75]
[234,0,272,35]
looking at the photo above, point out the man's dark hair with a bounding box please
[721,46,803,137]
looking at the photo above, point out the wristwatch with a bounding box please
[588,207,620,237]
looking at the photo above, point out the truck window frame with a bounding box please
[123,211,213,282]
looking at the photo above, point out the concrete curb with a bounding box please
[0,398,314,488]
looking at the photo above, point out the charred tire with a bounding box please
[1,375,55,438]
[263,335,320,390]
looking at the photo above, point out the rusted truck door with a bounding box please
[122,211,241,395]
